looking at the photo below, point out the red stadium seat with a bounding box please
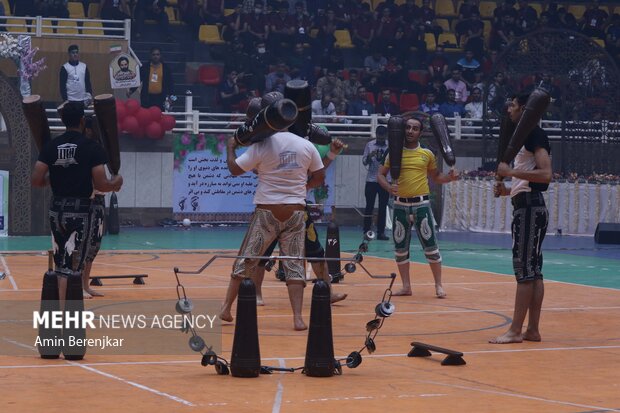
[366,92,376,106]
[408,70,429,85]
[199,64,223,86]
[399,93,420,112]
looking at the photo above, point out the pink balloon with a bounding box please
[148,106,162,122]
[116,102,127,122]
[146,121,164,140]
[136,107,151,128]
[122,116,140,135]
[161,114,176,131]
[125,99,140,115]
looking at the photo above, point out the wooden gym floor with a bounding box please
[0,228,619,412]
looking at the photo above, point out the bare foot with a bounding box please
[256,296,265,306]
[489,332,523,344]
[522,330,541,342]
[85,288,104,297]
[392,289,412,296]
[435,285,446,298]
[219,309,233,323]
[330,292,347,304]
[293,317,307,331]
[83,291,93,299]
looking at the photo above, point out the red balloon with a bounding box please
[136,107,151,128]
[116,102,127,122]
[161,114,176,131]
[125,99,140,115]
[122,116,140,135]
[148,106,162,122]
[146,121,164,140]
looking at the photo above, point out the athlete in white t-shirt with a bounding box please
[220,131,325,331]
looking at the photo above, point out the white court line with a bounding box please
[0,255,18,290]
[1,338,196,407]
[67,361,196,407]
[272,358,286,413]
[414,378,620,412]
[4,345,620,370]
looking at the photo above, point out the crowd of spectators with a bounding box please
[4,0,618,121]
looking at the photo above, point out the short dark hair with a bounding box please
[407,116,424,131]
[511,92,530,106]
[68,44,79,53]
[117,56,129,66]
[61,101,85,128]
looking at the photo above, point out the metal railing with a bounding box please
[0,16,130,39]
[43,94,620,141]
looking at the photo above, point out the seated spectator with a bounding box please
[580,0,608,39]
[443,68,469,104]
[401,19,428,69]
[439,89,466,118]
[243,2,269,50]
[419,0,442,41]
[516,0,538,33]
[375,0,399,16]
[316,69,345,113]
[364,74,382,96]
[490,13,522,51]
[314,8,337,59]
[203,0,225,26]
[606,14,620,59]
[100,0,131,21]
[540,2,562,29]
[399,0,420,24]
[351,5,375,51]
[134,0,172,41]
[14,0,37,16]
[456,50,481,87]
[321,50,344,75]
[331,0,353,28]
[221,3,244,42]
[343,69,362,102]
[461,12,485,60]
[291,1,313,46]
[384,55,407,89]
[269,4,295,53]
[38,0,69,18]
[265,60,291,94]
[375,7,399,50]
[287,42,314,84]
[364,50,387,81]
[218,70,247,112]
[486,71,511,116]
[375,89,399,116]
[420,92,440,115]
[493,0,518,24]
[346,86,375,119]
[427,46,449,81]
[455,0,480,44]
[311,94,337,122]
[249,41,275,93]
[464,87,483,120]
[224,40,252,75]
[481,50,499,76]
[427,77,447,104]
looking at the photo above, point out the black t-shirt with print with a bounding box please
[38,130,108,198]
[523,126,551,192]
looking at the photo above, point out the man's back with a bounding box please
[235,132,323,205]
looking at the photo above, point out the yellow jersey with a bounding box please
[384,146,436,197]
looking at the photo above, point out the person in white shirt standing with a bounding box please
[220,129,325,331]
[59,45,93,107]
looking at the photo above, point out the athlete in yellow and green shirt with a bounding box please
[377,117,459,298]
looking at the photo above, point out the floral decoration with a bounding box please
[0,33,46,82]
[173,132,227,171]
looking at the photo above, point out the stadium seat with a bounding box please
[479,1,496,19]
[593,38,605,48]
[437,32,460,50]
[67,2,85,19]
[7,18,28,33]
[436,18,450,32]
[424,32,436,51]
[166,7,179,25]
[1,0,11,15]
[198,64,223,85]
[82,21,104,36]
[334,29,354,48]
[435,1,456,18]
[399,93,420,112]
[87,2,100,19]
[529,2,542,16]
[567,5,586,20]
[41,19,55,34]
[408,70,429,85]
[57,20,79,35]
[224,8,234,16]
[199,25,225,44]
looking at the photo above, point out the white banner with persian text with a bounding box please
[441,179,620,235]
[172,133,335,215]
